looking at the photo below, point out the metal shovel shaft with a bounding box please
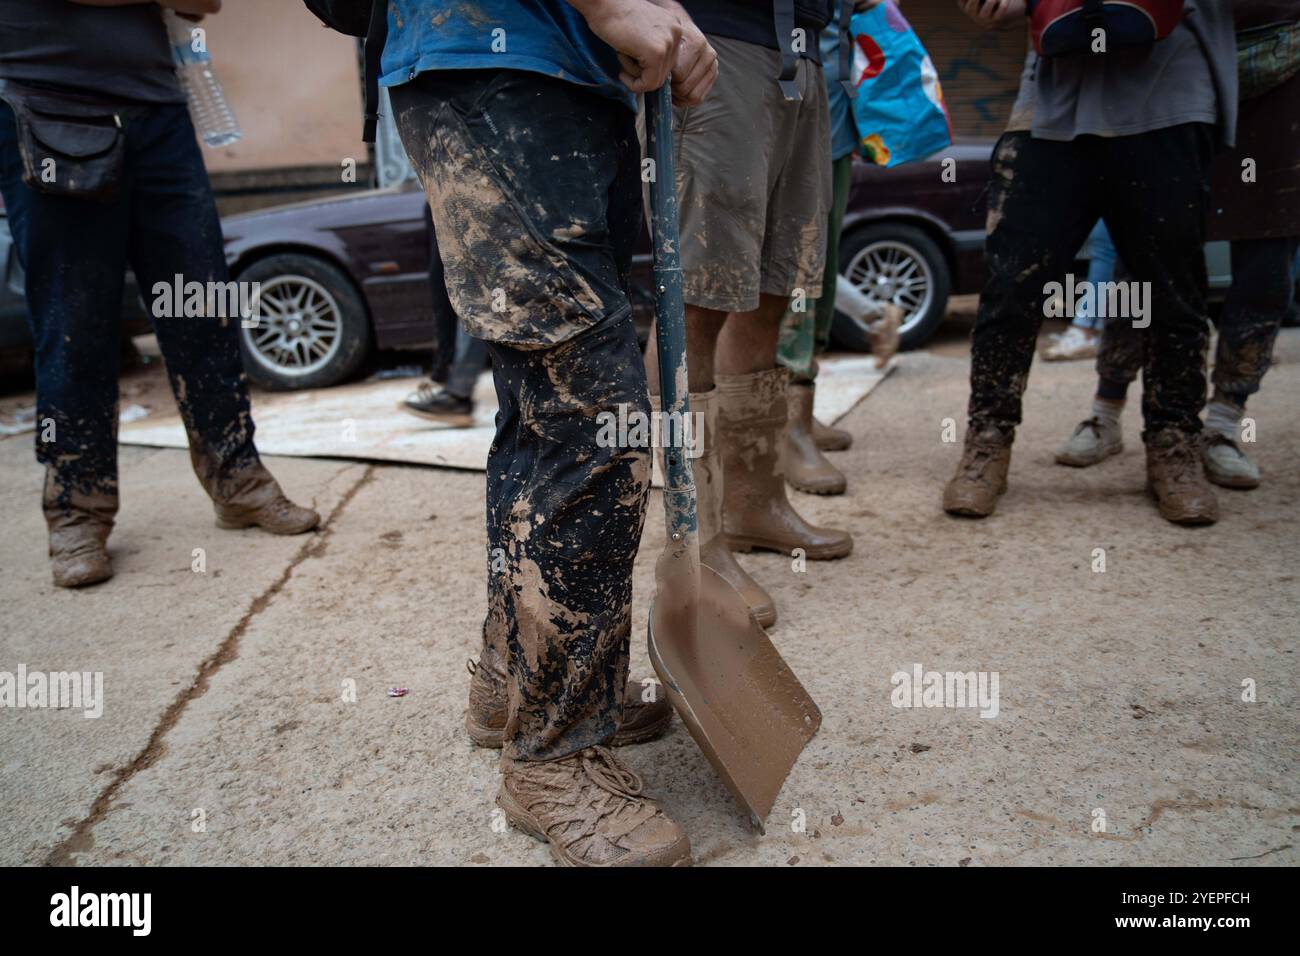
[646,83,695,541]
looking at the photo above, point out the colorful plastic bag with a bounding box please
[848,1,951,168]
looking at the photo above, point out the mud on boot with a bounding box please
[1146,427,1219,525]
[785,382,846,495]
[716,368,852,559]
[43,470,115,589]
[943,425,1012,517]
[210,460,320,534]
[682,389,777,627]
[498,746,691,866]
[465,647,672,749]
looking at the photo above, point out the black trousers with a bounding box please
[969,125,1214,441]
[1097,236,1300,408]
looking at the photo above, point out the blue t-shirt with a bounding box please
[820,13,857,162]
[380,1,634,111]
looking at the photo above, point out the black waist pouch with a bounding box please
[0,81,129,203]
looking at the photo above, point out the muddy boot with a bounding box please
[785,382,846,495]
[1146,427,1219,525]
[942,426,1012,518]
[498,746,691,866]
[716,368,852,559]
[688,389,777,628]
[465,645,672,748]
[44,470,115,589]
[811,413,852,452]
[206,459,320,534]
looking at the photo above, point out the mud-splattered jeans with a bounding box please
[1096,236,1300,409]
[0,100,259,522]
[969,125,1213,442]
[390,70,651,762]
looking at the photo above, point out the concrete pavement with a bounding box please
[2,331,1297,866]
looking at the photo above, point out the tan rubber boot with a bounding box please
[1146,427,1219,525]
[942,426,1012,518]
[688,389,777,628]
[811,413,852,452]
[499,746,692,866]
[44,468,115,589]
[465,644,672,748]
[716,368,853,559]
[785,382,847,495]
[204,457,320,534]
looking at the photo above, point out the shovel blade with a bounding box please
[648,564,821,831]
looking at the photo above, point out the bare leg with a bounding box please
[644,304,728,394]
[715,294,788,375]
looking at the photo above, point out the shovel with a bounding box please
[644,83,822,833]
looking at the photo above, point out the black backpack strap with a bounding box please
[773,0,802,101]
[838,0,855,97]
[362,0,388,143]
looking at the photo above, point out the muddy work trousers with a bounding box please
[969,125,1214,441]
[0,100,259,520]
[1096,236,1300,408]
[391,70,651,762]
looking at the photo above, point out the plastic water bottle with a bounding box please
[165,12,242,147]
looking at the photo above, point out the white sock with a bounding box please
[1205,400,1242,441]
[1092,397,1124,429]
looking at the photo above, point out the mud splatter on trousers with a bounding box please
[390,69,650,762]
[0,101,261,525]
[1096,236,1300,408]
[969,126,1214,443]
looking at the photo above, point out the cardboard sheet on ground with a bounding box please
[118,354,896,474]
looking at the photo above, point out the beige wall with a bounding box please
[199,0,365,173]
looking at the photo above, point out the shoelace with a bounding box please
[580,746,644,801]
[528,747,652,851]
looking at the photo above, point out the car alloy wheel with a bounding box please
[844,239,935,340]
[241,274,344,380]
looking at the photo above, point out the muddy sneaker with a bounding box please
[1146,428,1219,525]
[499,746,691,866]
[1201,432,1260,490]
[400,382,474,426]
[1055,416,1123,467]
[465,650,671,749]
[943,426,1012,517]
[1041,325,1099,362]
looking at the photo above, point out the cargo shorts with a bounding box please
[673,34,832,314]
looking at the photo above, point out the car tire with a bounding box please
[234,253,371,391]
[831,223,951,353]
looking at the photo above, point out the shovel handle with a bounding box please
[646,83,697,540]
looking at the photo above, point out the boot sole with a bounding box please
[496,786,692,867]
[466,710,673,750]
[215,515,321,534]
[787,477,846,495]
[1055,442,1123,468]
[942,480,1008,518]
[398,402,475,427]
[1204,471,1259,490]
[727,534,852,560]
[813,436,852,452]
